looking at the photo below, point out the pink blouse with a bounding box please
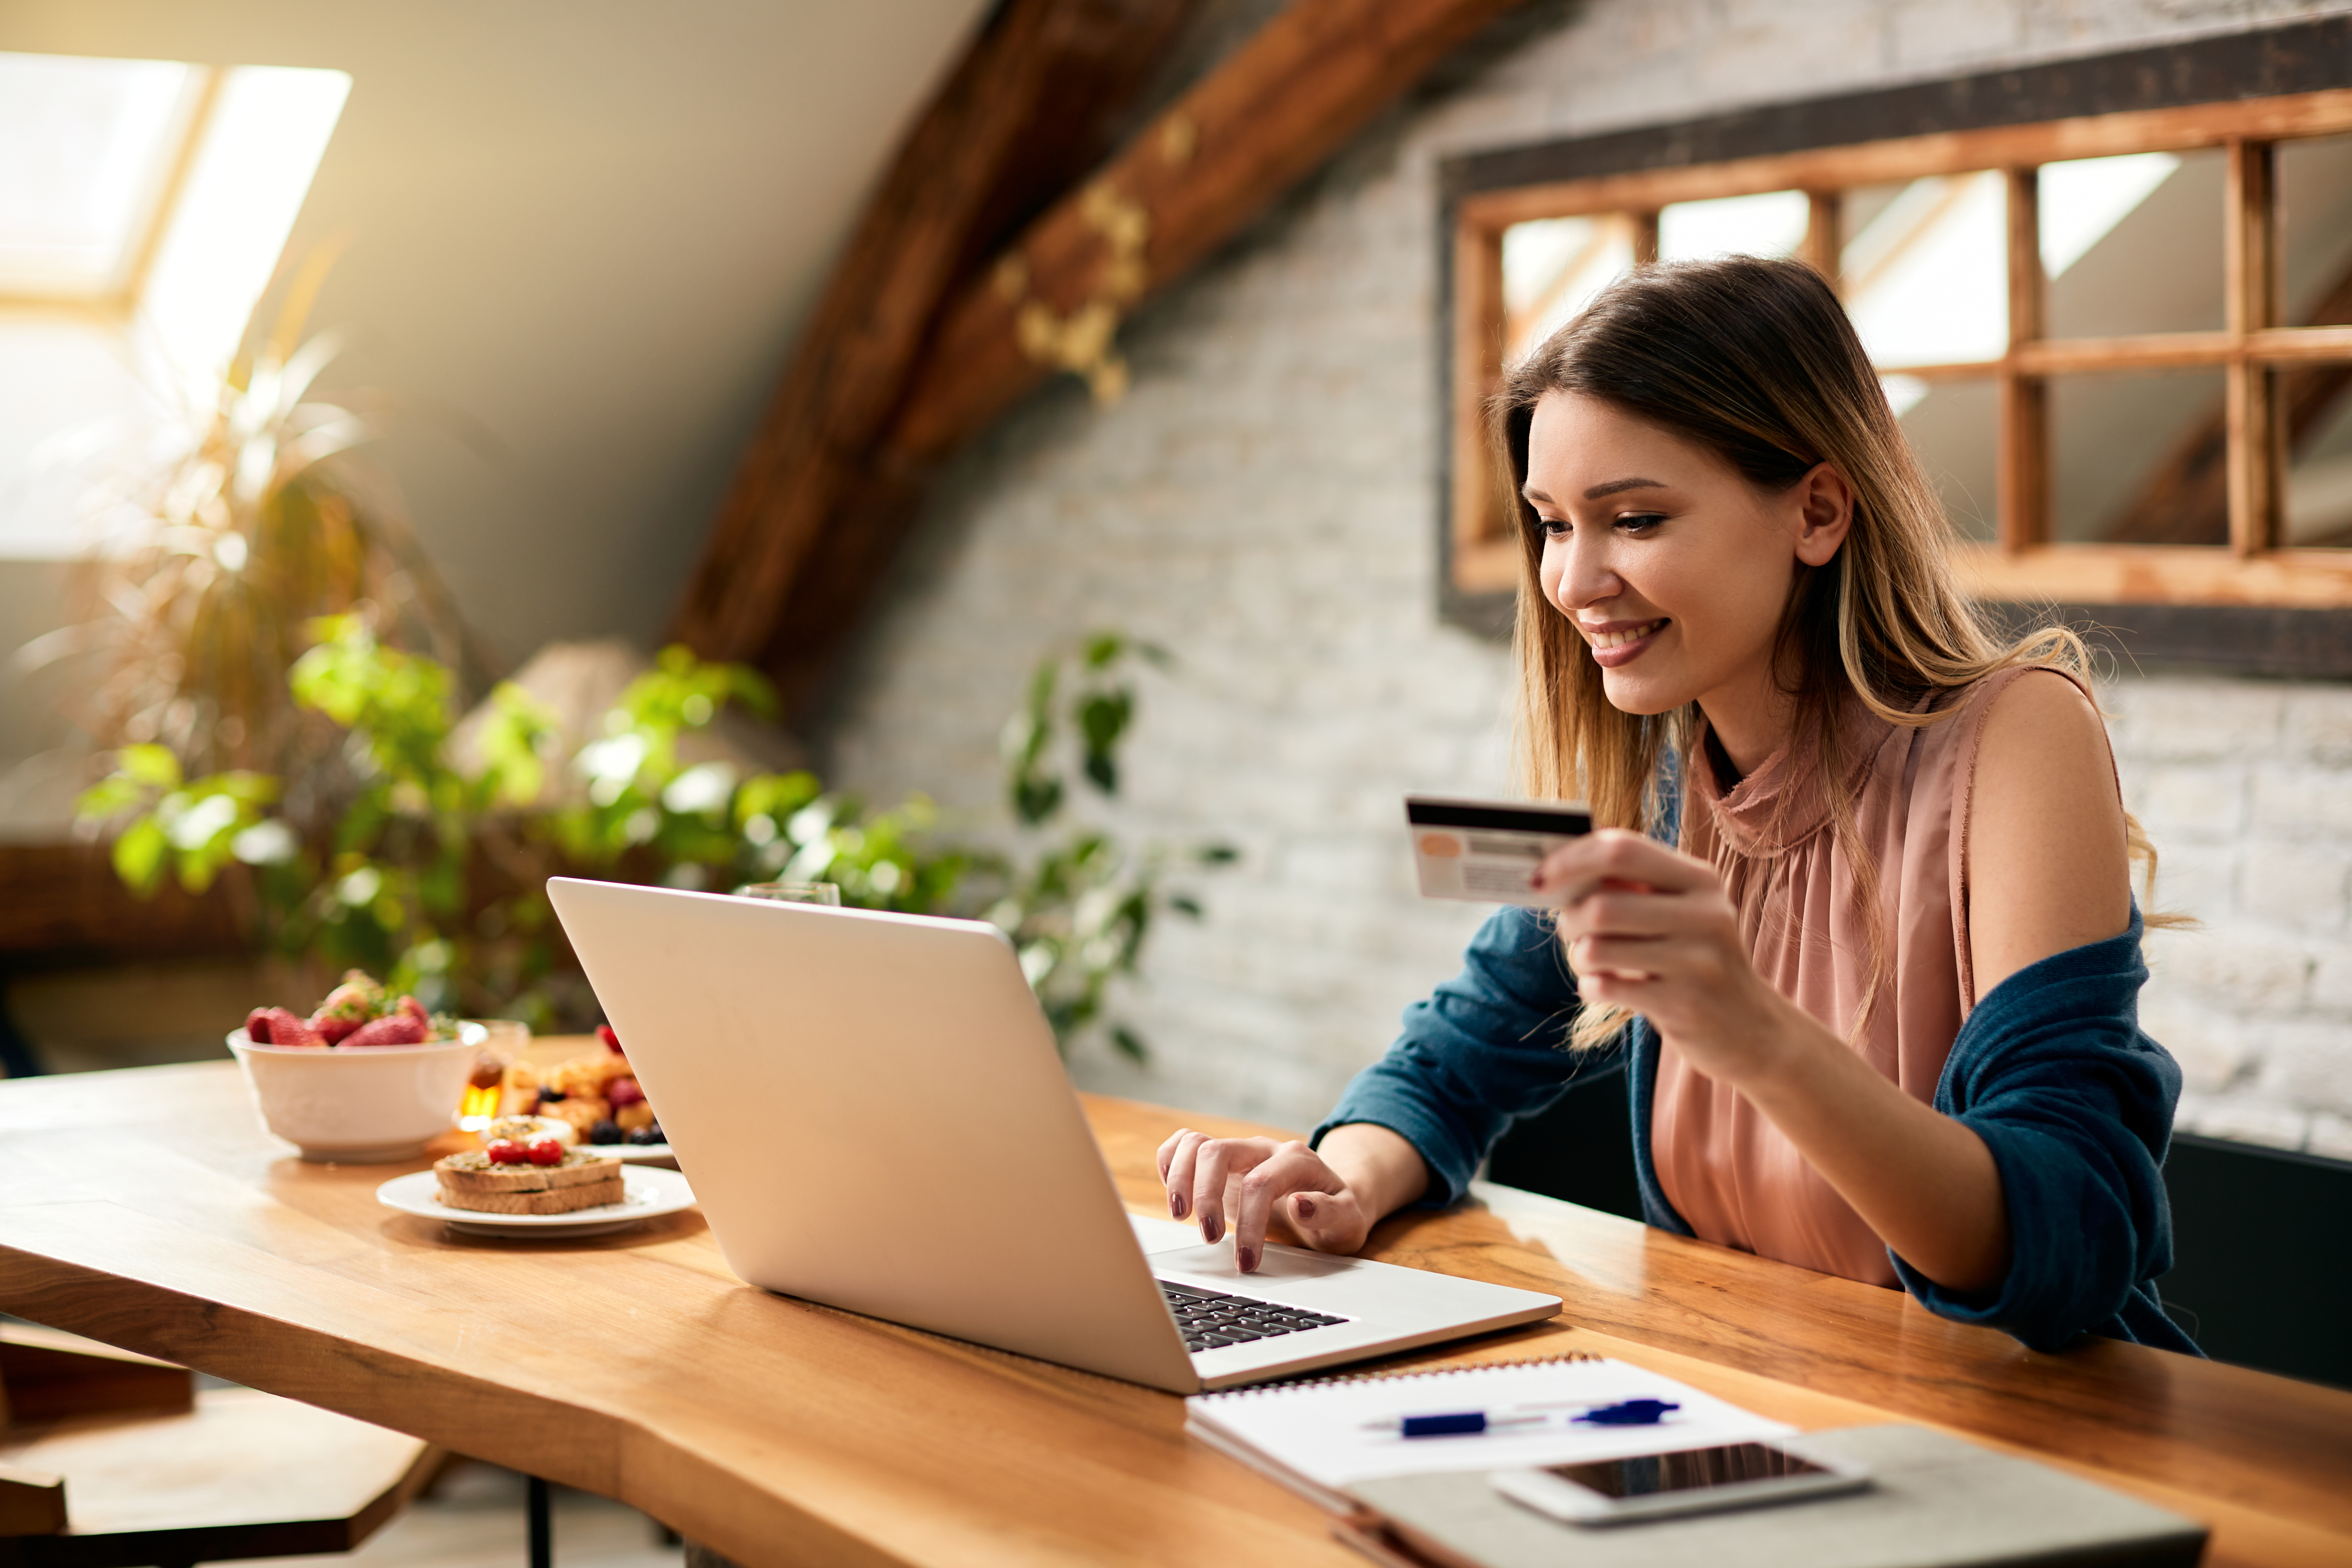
[1648,666,2090,1285]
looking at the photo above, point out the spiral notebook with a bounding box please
[1184,1354,1795,1514]
[1340,1425,2208,1568]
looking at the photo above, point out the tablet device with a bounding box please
[1406,795,1591,907]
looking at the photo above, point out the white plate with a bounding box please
[375,1165,695,1238]
[594,1140,674,1165]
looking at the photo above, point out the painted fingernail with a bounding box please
[1170,1191,1186,1219]
[1204,1215,1221,1243]
[1295,1197,1316,1219]
[1238,1247,1256,1272]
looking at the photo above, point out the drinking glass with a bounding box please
[457,1019,532,1129]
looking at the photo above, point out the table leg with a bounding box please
[528,1474,551,1568]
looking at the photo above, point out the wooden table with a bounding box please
[2,1049,2348,1568]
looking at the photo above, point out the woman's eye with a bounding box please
[1537,516,1571,538]
[1614,512,1666,534]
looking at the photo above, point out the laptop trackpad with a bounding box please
[1128,1213,1204,1254]
[1145,1243,1360,1287]
[1133,1213,1364,1288]
[1129,1214,1355,1276]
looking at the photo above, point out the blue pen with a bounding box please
[1572,1398,1681,1426]
[1369,1411,1548,1438]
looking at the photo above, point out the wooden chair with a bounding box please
[0,1324,439,1568]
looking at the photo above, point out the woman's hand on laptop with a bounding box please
[1156,1123,1429,1273]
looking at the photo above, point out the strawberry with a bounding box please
[397,995,429,1025]
[256,1008,327,1049]
[245,1007,277,1043]
[310,972,382,1041]
[311,1012,361,1044]
[607,1077,645,1109]
[342,1013,428,1048]
[597,1025,625,1056]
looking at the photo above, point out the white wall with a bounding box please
[2118,679,2352,1157]
[824,0,2352,1156]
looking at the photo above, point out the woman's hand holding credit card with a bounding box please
[1407,793,1663,984]
[1406,795,1592,906]
[1176,796,1846,1277]
[1412,794,1814,1089]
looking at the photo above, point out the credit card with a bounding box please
[1406,795,1591,906]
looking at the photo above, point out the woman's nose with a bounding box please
[1550,535,1623,612]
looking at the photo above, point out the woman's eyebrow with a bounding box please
[1583,476,1667,499]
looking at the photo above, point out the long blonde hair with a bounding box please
[1494,257,2160,1050]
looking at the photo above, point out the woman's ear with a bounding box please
[1792,463,1856,567]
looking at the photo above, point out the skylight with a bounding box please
[141,64,352,376]
[0,52,202,299]
[0,52,350,560]
[0,51,348,370]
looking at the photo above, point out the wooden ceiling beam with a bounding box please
[680,0,1528,707]
[670,0,1199,664]
[883,0,1526,463]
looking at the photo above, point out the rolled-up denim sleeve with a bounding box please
[1312,906,1610,1206]
[1891,920,2191,1353]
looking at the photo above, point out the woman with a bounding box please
[1159,256,2194,1354]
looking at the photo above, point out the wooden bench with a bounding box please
[0,1325,440,1568]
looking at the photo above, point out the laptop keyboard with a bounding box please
[1160,1279,1348,1353]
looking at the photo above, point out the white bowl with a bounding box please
[228,1022,487,1163]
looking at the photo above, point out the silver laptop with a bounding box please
[547,879,1561,1393]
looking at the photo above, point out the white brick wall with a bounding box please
[826,0,2352,1149]
[2119,679,2352,1155]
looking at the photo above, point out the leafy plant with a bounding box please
[73,625,1227,1058]
[983,634,1236,1062]
[24,252,472,789]
[70,744,281,899]
[40,252,1227,1057]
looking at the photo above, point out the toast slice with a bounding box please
[440,1177,625,1215]
[434,1148,624,1213]
[435,1149,619,1193]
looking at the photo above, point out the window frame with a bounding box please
[1436,15,2352,674]
[0,59,221,319]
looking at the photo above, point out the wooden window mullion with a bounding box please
[1997,167,2047,552]
[1630,211,1660,266]
[2224,138,2280,557]
[1451,219,1514,592]
[1447,90,2352,612]
[1802,191,1839,281]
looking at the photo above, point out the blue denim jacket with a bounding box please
[1315,902,2199,1355]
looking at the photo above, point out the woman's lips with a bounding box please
[1583,617,1667,668]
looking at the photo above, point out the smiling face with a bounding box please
[1524,390,1852,771]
